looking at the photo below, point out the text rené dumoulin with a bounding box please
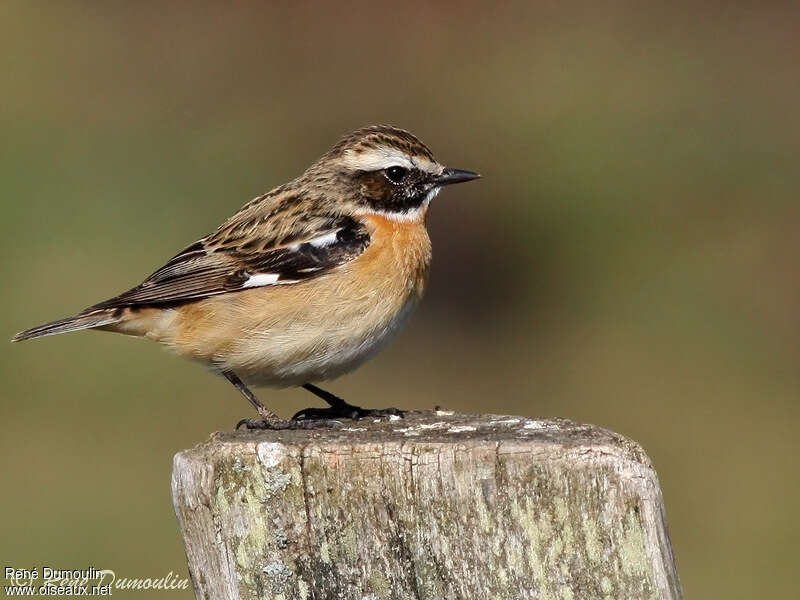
[4,567,188,591]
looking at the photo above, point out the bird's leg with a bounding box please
[223,370,326,430]
[223,370,278,419]
[291,383,406,421]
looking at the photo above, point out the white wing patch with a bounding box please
[241,272,302,288]
[288,230,340,251]
[243,229,343,288]
[241,273,280,288]
[305,230,340,248]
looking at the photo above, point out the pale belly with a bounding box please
[227,295,419,387]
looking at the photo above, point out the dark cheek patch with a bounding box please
[359,172,429,214]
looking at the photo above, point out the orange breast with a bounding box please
[357,213,432,300]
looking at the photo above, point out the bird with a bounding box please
[12,125,480,429]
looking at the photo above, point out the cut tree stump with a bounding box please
[171,412,682,600]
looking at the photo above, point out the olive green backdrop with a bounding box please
[2,2,798,598]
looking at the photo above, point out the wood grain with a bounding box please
[172,412,682,600]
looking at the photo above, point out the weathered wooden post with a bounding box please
[171,412,682,600]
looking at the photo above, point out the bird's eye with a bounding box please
[384,166,408,184]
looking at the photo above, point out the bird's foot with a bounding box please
[235,404,406,430]
[291,403,406,422]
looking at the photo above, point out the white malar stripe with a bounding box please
[356,187,441,223]
[424,186,441,206]
[357,206,424,223]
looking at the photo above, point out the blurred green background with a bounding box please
[2,2,798,598]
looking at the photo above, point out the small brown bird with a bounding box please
[13,125,479,428]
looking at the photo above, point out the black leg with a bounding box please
[292,383,406,421]
[223,371,338,431]
[302,383,349,407]
[223,370,283,429]
[223,370,278,418]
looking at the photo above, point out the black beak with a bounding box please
[435,167,481,186]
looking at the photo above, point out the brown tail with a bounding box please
[11,309,123,342]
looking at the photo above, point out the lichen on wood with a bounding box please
[171,412,682,600]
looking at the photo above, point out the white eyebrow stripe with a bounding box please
[341,147,414,171]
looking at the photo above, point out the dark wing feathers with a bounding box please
[90,214,370,310]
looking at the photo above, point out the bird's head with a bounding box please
[306,125,479,221]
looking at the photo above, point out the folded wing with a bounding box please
[90,214,370,309]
